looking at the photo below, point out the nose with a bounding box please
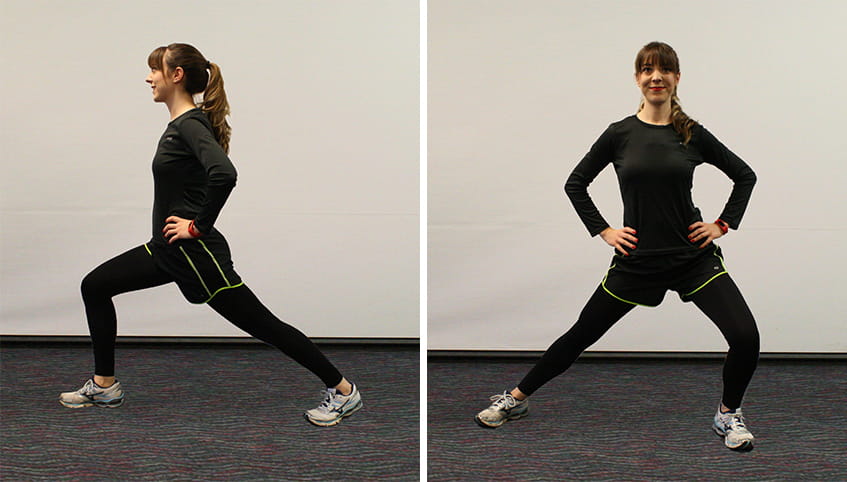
[145,72,153,84]
[650,70,663,82]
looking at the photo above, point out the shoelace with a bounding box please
[79,379,100,396]
[316,389,342,413]
[729,414,746,430]
[489,392,517,410]
[722,412,747,432]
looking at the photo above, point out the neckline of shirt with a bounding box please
[632,114,672,128]
[169,107,201,124]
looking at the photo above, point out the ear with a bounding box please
[171,66,185,84]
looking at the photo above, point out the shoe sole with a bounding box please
[305,399,363,427]
[712,425,754,452]
[474,410,528,429]
[59,398,124,409]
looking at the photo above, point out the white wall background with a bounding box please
[0,0,419,337]
[429,0,847,352]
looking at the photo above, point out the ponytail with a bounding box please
[670,92,697,145]
[201,62,232,154]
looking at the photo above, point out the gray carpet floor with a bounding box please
[1,344,419,481]
[428,357,847,481]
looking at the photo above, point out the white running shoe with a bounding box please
[304,383,362,427]
[475,391,529,428]
[713,406,755,451]
[59,378,125,408]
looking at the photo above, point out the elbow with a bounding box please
[563,174,584,199]
[740,169,756,190]
[209,171,237,190]
[218,166,238,187]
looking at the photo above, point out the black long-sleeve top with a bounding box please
[565,115,756,272]
[149,108,236,244]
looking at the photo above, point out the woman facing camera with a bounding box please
[475,41,759,451]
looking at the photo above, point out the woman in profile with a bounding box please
[59,43,362,427]
[475,42,759,451]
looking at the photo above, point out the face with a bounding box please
[145,64,183,103]
[635,61,680,106]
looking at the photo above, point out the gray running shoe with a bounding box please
[304,383,362,427]
[59,378,125,408]
[475,391,529,428]
[713,407,755,451]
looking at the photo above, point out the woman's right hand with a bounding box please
[599,227,638,256]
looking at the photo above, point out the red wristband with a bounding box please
[715,219,729,234]
[188,220,203,238]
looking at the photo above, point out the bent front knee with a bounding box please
[81,271,110,301]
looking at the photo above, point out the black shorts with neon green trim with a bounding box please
[601,245,727,307]
[146,230,243,304]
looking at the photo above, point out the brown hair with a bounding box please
[148,43,232,153]
[634,41,697,145]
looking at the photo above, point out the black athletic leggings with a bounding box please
[80,245,343,387]
[516,274,759,409]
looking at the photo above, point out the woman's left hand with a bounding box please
[162,216,198,244]
[687,221,723,248]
